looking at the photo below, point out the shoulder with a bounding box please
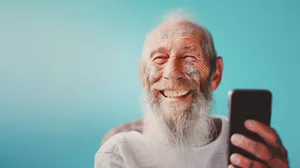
[98,131,143,154]
[95,131,144,167]
[100,119,143,146]
[216,115,229,132]
[213,115,229,124]
[212,115,230,140]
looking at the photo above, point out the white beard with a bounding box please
[141,90,216,168]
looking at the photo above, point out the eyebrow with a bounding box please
[150,47,169,58]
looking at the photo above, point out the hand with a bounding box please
[229,120,289,168]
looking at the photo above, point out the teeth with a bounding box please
[163,90,190,98]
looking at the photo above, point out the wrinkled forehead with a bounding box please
[148,21,204,43]
[142,21,206,57]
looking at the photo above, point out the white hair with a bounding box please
[162,8,195,23]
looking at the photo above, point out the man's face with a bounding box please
[142,21,211,118]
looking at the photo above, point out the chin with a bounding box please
[162,100,192,115]
[154,93,193,123]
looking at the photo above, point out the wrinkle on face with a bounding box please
[141,21,212,113]
[184,61,209,80]
[185,62,201,78]
[144,63,161,87]
[156,21,201,40]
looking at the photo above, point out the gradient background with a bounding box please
[0,0,299,167]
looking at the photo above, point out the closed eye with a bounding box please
[183,55,196,62]
[153,56,168,64]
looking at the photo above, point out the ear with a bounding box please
[211,56,223,91]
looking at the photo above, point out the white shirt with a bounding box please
[95,116,229,168]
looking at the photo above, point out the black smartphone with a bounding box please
[227,89,273,166]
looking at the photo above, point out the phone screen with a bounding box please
[227,89,272,165]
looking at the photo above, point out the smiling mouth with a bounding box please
[159,90,192,99]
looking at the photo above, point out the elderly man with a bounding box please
[95,11,289,168]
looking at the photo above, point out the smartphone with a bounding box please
[227,89,272,166]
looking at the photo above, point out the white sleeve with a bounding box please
[94,151,124,168]
[94,136,125,168]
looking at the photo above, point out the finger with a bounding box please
[245,120,280,147]
[279,146,288,159]
[245,120,289,160]
[268,157,289,168]
[231,134,272,161]
[230,153,266,168]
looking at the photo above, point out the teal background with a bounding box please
[0,0,299,167]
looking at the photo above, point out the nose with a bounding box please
[163,59,185,80]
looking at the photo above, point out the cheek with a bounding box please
[144,64,162,86]
[184,62,209,81]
